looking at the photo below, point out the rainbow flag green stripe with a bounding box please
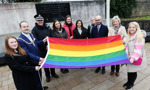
[41,35,130,68]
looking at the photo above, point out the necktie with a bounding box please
[97,27,100,32]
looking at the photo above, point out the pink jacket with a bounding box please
[62,23,76,38]
[125,31,147,72]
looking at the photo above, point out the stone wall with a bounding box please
[70,1,105,22]
[0,3,36,35]
[131,0,150,17]
[0,1,105,35]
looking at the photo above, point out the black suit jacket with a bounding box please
[90,24,108,38]
[73,27,87,39]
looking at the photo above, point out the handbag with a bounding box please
[128,37,143,65]
[130,57,142,65]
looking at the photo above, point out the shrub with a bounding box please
[110,0,137,18]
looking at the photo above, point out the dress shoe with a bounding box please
[43,86,48,90]
[125,85,133,90]
[101,69,105,74]
[116,72,120,76]
[65,69,69,73]
[95,67,101,73]
[123,82,128,88]
[52,73,59,78]
[110,71,114,75]
[60,69,66,74]
[46,77,50,82]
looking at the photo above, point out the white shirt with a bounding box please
[77,28,82,35]
[22,32,33,42]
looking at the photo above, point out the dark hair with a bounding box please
[19,21,27,27]
[76,20,83,28]
[52,20,62,31]
[64,15,72,26]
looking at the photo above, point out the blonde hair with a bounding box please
[126,22,143,44]
[5,36,26,56]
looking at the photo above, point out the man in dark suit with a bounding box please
[18,21,48,90]
[90,15,108,74]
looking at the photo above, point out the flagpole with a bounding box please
[106,0,110,27]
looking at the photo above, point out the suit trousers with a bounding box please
[44,68,55,78]
[111,65,120,72]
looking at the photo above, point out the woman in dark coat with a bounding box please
[4,36,42,90]
[52,20,68,74]
[73,20,87,39]
[73,20,87,69]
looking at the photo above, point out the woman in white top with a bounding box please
[73,20,87,39]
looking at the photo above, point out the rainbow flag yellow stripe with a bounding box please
[49,45,124,57]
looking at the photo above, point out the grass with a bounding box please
[121,16,150,20]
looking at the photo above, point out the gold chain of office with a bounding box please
[18,33,35,44]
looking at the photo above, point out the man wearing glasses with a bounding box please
[90,15,109,74]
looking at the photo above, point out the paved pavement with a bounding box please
[0,43,150,90]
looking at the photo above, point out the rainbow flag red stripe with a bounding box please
[41,35,130,68]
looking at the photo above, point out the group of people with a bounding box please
[4,14,147,90]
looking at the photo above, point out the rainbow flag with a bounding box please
[41,35,130,68]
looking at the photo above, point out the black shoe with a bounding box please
[125,85,133,90]
[123,83,128,88]
[101,69,105,74]
[95,67,101,73]
[65,69,69,73]
[46,77,50,82]
[43,86,48,90]
[52,73,59,78]
[60,69,66,74]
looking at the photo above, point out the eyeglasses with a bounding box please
[95,19,101,21]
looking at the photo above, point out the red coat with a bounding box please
[62,23,76,38]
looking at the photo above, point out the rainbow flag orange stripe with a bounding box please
[41,35,130,68]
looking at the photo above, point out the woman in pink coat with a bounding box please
[123,22,147,90]
[62,15,76,39]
